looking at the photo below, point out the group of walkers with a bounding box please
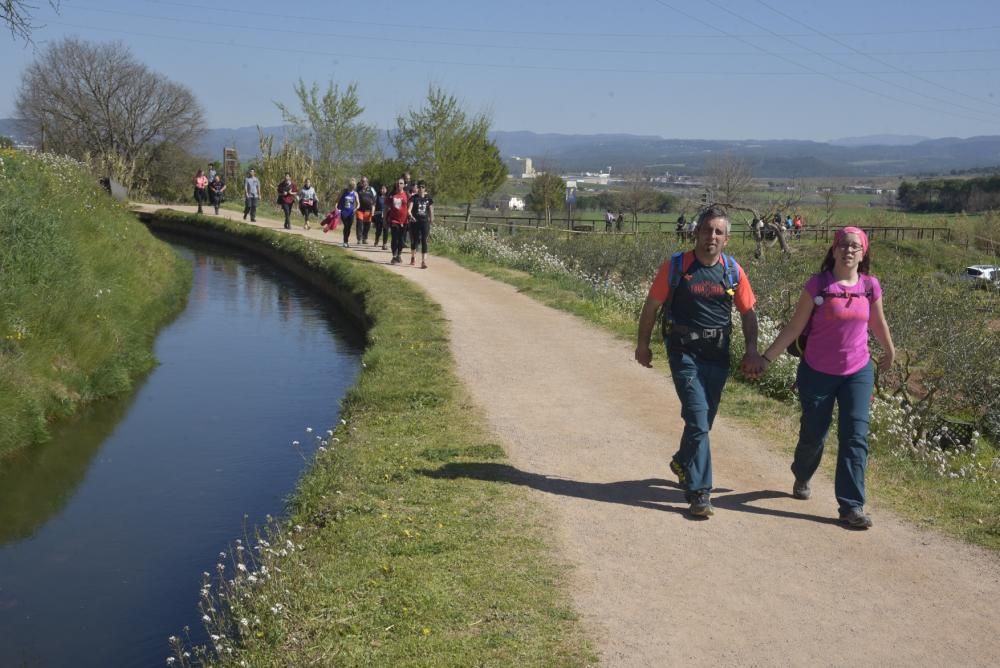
[194,167,435,269]
[323,172,434,268]
[192,164,227,215]
[636,205,895,528]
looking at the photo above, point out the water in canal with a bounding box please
[0,236,364,667]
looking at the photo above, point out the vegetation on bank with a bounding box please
[431,225,1000,549]
[146,211,593,667]
[0,150,190,456]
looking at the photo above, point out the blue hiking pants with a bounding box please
[792,360,875,515]
[667,349,730,494]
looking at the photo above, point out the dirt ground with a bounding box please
[142,206,1000,667]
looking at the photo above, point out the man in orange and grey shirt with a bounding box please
[635,205,763,517]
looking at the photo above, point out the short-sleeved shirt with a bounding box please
[387,190,409,226]
[648,251,756,324]
[410,194,433,221]
[802,272,882,376]
[647,251,756,361]
[244,176,261,197]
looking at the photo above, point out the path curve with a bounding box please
[139,206,1000,667]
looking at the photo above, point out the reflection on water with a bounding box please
[0,237,363,667]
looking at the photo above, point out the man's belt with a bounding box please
[668,324,731,344]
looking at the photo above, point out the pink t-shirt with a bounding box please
[802,272,882,376]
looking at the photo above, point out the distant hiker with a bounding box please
[408,180,433,269]
[785,215,794,231]
[299,178,318,229]
[634,205,762,517]
[754,226,895,529]
[243,168,261,222]
[356,176,377,244]
[676,213,687,242]
[192,169,208,214]
[793,214,803,239]
[207,163,217,183]
[277,173,298,230]
[373,183,389,250]
[338,177,359,248]
[209,174,226,215]
[386,177,410,264]
[605,209,614,232]
[616,210,625,233]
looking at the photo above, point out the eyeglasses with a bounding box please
[836,242,864,253]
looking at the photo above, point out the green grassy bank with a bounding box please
[141,211,593,667]
[430,227,1000,550]
[0,150,190,457]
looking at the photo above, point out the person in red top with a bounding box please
[386,177,410,265]
[635,205,763,517]
[192,169,208,214]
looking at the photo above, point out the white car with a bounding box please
[961,264,1000,289]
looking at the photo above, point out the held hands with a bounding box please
[634,345,653,368]
[741,351,769,379]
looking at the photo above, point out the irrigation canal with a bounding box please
[0,235,364,667]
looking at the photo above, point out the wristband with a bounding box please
[761,352,773,363]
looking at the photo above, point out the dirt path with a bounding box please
[141,206,1000,666]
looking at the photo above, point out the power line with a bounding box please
[135,0,1000,40]
[753,0,1000,110]
[59,3,1000,60]
[35,18,1000,79]
[648,0,998,126]
[700,0,1000,121]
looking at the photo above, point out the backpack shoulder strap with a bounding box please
[667,251,686,290]
[720,253,740,290]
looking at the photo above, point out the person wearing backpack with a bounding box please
[338,178,359,248]
[356,176,377,244]
[634,205,763,517]
[753,226,895,529]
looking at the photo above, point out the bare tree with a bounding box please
[619,173,659,231]
[706,153,754,207]
[3,1,59,43]
[15,38,204,190]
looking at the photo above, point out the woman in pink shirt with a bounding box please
[192,169,209,214]
[756,226,895,529]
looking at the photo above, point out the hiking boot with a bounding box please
[669,458,687,486]
[689,490,714,517]
[381,245,387,251]
[840,507,873,529]
[792,478,811,500]
[410,255,416,266]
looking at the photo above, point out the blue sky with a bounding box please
[2,0,999,140]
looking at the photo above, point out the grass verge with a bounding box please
[431,231,1000,551]
[142,210,594,667]
[0,150,190,457]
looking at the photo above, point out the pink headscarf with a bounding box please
[833,226,869,255]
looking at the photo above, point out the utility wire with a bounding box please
[699,0,999,121]
[753,0,1000,110]
[137,0,1000,40]
[35,18,1000,79]
[60,3,1000,60]
[649,0,998,126]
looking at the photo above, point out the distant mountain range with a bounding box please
[2,118,996,178]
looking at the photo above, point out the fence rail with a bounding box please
[437,214,953,243]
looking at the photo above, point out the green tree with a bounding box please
[275,79,378,202]
[527,173,565,226]
[0,135,13,149]
[393,85,507,219]
[360,157,408,192]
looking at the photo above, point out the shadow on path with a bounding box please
[421,462,843,526]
